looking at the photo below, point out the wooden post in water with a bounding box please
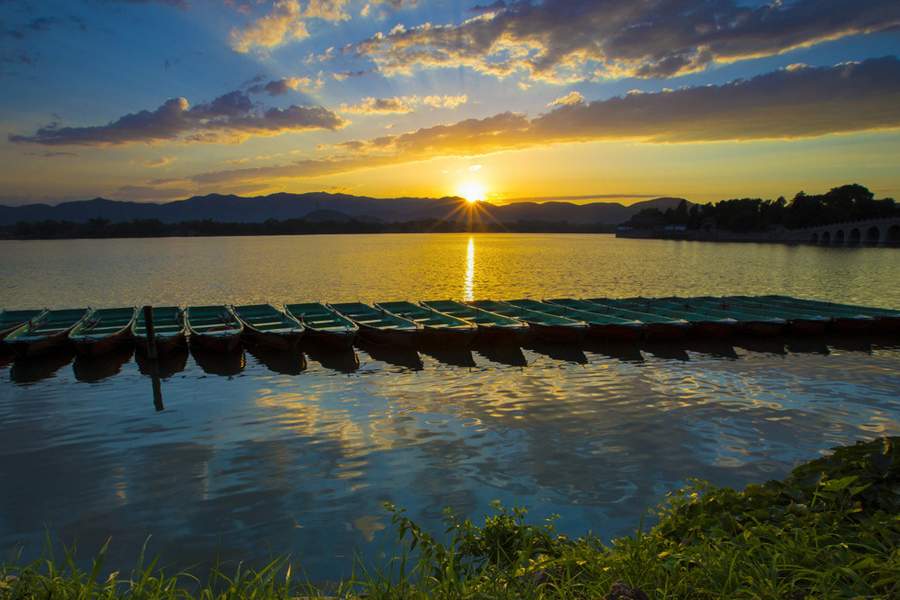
[143,305,164,411]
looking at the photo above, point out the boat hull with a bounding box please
[303,328,357,350]
[587,322,645,342]
[9,330,72,357]
[528,322,587,344]
[828,317,873,334]
[191,329,243,353]
[241,327,303,351]
[285,303,358,350]
[687,320,734,338]
[5,308,88,357]
[186,306,244,353]
[644,322,689,341]
[423,325,478,345]
[136,331,187,355]
[474,324,530,344]
[356,324,418,347]
[72,328,134,357]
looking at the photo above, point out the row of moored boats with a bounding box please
[1,296,898,359]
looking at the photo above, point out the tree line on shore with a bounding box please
[625,183,897,232]
[4,183,895,240]
[2,216,616,240]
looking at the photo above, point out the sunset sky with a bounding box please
[2,0,899,207]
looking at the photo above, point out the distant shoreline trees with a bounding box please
[3,184,895,240]
[623,184,897,233]
[1,217,616,240]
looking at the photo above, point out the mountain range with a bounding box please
[0,193,687,227]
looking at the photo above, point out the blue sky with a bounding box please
[2,0,899,206]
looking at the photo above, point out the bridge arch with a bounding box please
[821,231,832,245]
[886,224,900,246]
[809,232,819,244]
[864,226,880,245]
[848,228,861,245]
[834,229,846,245]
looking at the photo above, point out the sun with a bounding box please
[458,182,487,203]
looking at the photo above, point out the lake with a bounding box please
[1,233,899,584]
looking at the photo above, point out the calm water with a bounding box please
[1,233,899,583]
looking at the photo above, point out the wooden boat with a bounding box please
[617,297,738,338]
[68,306,138,356]
[285,302,358,350]
[4,308,89,357]
[507,298,645,342]
[1,309,46,340]
[185,305,244,352]
[233,304,304,350]
[467,299,589,343]
[375,300,477,345]
[133,306,187,355]
[553,298,690,341]
[756,295,900,331]
[420,299,529,343]
[652,297,787,337]
[733,295,879,333]
[677,296,825,335]
[329,302,421,347]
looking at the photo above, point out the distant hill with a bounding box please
[0,192,688,227]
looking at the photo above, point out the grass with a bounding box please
[3,437,900,600]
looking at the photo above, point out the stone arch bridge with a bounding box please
[788,217,900,247]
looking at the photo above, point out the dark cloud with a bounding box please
[188,57,900,185]
[247,77,312,96]
[9,90,347,146]
[342,0,900,81]
[23,151,79,158]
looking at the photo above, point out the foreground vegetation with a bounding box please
[3,437,899,600]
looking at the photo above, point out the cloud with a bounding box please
[423,94,467,108]
[340,0,900,82]
[548,92,584,107]
[186,57,900,185]
[248,77,316,96]
[22,151,78,158]
[230,0,310,53]
[147,156,177,167]
[9,90,348,146]
[340,94,468,114]
[230,0,354,53]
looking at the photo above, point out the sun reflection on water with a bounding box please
[464,236,475,301]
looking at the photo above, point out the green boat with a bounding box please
[133,306,187,355]
[552,298,690,341]
[285,302,358,350]
[69,306,138,356]
[760,295,900,323]
[233,304,305,350]
[0,309,46,340]
[329,301,421,347]
[732,295,881,333]
[506,298,645,342]
[650,297,787,336]
[420,299,529,342]
[5,307,89,357]
[616,297,736,338]
[185,305,244,353]
[671,296,826,335]
[467,299,589,343]
[375,300,477,345]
